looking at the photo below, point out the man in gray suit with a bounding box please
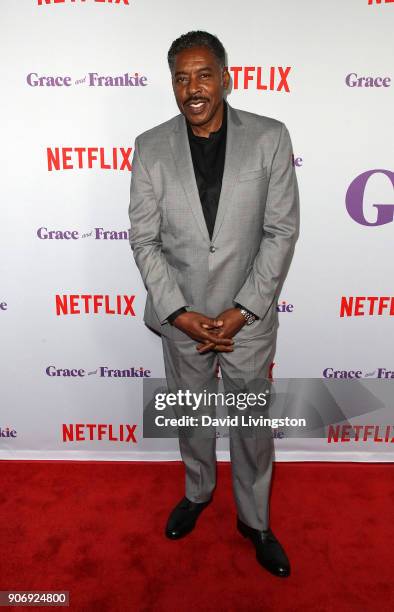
[129,31,299,577]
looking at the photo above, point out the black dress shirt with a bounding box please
[167,101,257,325]
[187,99,227,239]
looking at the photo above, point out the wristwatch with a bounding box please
[240,308,257,325]
[234,303,257,325]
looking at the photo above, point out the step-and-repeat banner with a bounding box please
[1,0,393,461]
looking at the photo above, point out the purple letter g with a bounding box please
[346,169,394,226]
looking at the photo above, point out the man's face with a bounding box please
[171,46,229,128]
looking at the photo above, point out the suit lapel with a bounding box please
[168,114,210,244]
[167,103,246,245]
[211,103,246,243]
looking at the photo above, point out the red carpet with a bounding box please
[0,461,393,612]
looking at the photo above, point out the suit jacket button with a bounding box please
[209,246,216,253]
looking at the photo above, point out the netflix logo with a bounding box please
[328,425,394,444]
[47,147,132,171]
[55,294,136,316]
[340,296,394,317]
[227,66,291,92]
[62,423,137,443]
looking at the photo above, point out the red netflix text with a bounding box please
[47,147,132,171]
[63,423,137,443]
[328,425,394,443]
[55,294,135,316]
[340,296,394,317]
[227,66,291,92]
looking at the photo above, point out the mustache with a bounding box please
[185,97,209,105]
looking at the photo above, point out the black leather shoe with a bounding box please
[237,517,290,577]
[165,497,211,539]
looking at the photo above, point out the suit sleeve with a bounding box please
[233,122,300,319]
[128,136,189,324]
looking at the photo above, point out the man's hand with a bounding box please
[173,310,234,350]
[197,308,246,354]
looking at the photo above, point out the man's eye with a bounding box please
[200,73,210,79]
[176,77,186,83]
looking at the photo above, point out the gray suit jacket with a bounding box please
[128,103,299,341]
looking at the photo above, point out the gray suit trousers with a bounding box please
[161,323,278,531]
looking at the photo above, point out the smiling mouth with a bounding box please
[186,100,208,113]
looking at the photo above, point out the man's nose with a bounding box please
[186,76,201,97]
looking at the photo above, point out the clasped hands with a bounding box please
[173,308,246,353]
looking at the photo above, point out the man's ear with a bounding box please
[222,68,230,90]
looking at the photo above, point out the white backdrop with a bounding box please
[1,0,393,461]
